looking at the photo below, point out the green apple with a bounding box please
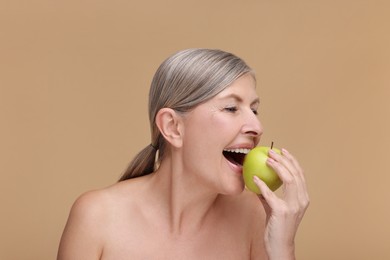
[243,146,283,194]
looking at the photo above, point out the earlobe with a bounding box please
[155,108,184,148]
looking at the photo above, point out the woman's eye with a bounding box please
[225,107,238,113]
[252,109,258,115]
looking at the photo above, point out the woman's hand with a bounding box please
[253,148,309,260]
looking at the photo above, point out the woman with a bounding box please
[57,49,309,259]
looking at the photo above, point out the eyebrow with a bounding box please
[218,93,260,106]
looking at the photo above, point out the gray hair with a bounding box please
[119,48,254,181]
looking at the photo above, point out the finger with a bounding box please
[257,193,272,223]
[281,149,305,182]
[279,149,310,211]
[281,149,309,201]
[269,149,299,181]
[270,149,308,201]
[266,157,298,199]
[253,175,279,209]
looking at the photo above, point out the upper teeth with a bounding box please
[223,148,250,154]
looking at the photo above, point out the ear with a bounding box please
[155,108,184,148]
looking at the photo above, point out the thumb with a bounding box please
[253,176,273,220]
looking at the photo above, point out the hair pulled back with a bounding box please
[119,48,253,181]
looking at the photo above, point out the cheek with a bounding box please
[185,117,217,147]
[183,109,237,149]
[182,115,221,156]
[197,115,232,141]
[208,114,239,137]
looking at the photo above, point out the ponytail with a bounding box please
[119,144,158,181]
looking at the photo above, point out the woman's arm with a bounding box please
[57,191,105,260]
[252,148,310,260]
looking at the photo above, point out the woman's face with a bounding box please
[181,73,263,195]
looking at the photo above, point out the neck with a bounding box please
[148,156,220,236]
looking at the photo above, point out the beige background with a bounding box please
[1,0,389,259]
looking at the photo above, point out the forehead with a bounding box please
[214,73,257,100]
[184,74,258,117]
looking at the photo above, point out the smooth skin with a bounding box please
[57,74,309,260]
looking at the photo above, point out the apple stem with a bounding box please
[271,141,274,150]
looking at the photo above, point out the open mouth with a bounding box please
[223,148,250,167]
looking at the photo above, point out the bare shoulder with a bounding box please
[57,187,111,259]
[71,188,110,215]
[65,179,142,226]
[57,180,141,260]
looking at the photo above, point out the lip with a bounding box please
[223,143,255,150]
[223,143,254,173]
[225,158,243,175]
[223,142,256,175]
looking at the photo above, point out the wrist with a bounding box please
[266,242,295,260]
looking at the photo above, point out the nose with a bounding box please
[242,110,263,139]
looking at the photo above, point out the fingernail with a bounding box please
[253,176,260,182]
